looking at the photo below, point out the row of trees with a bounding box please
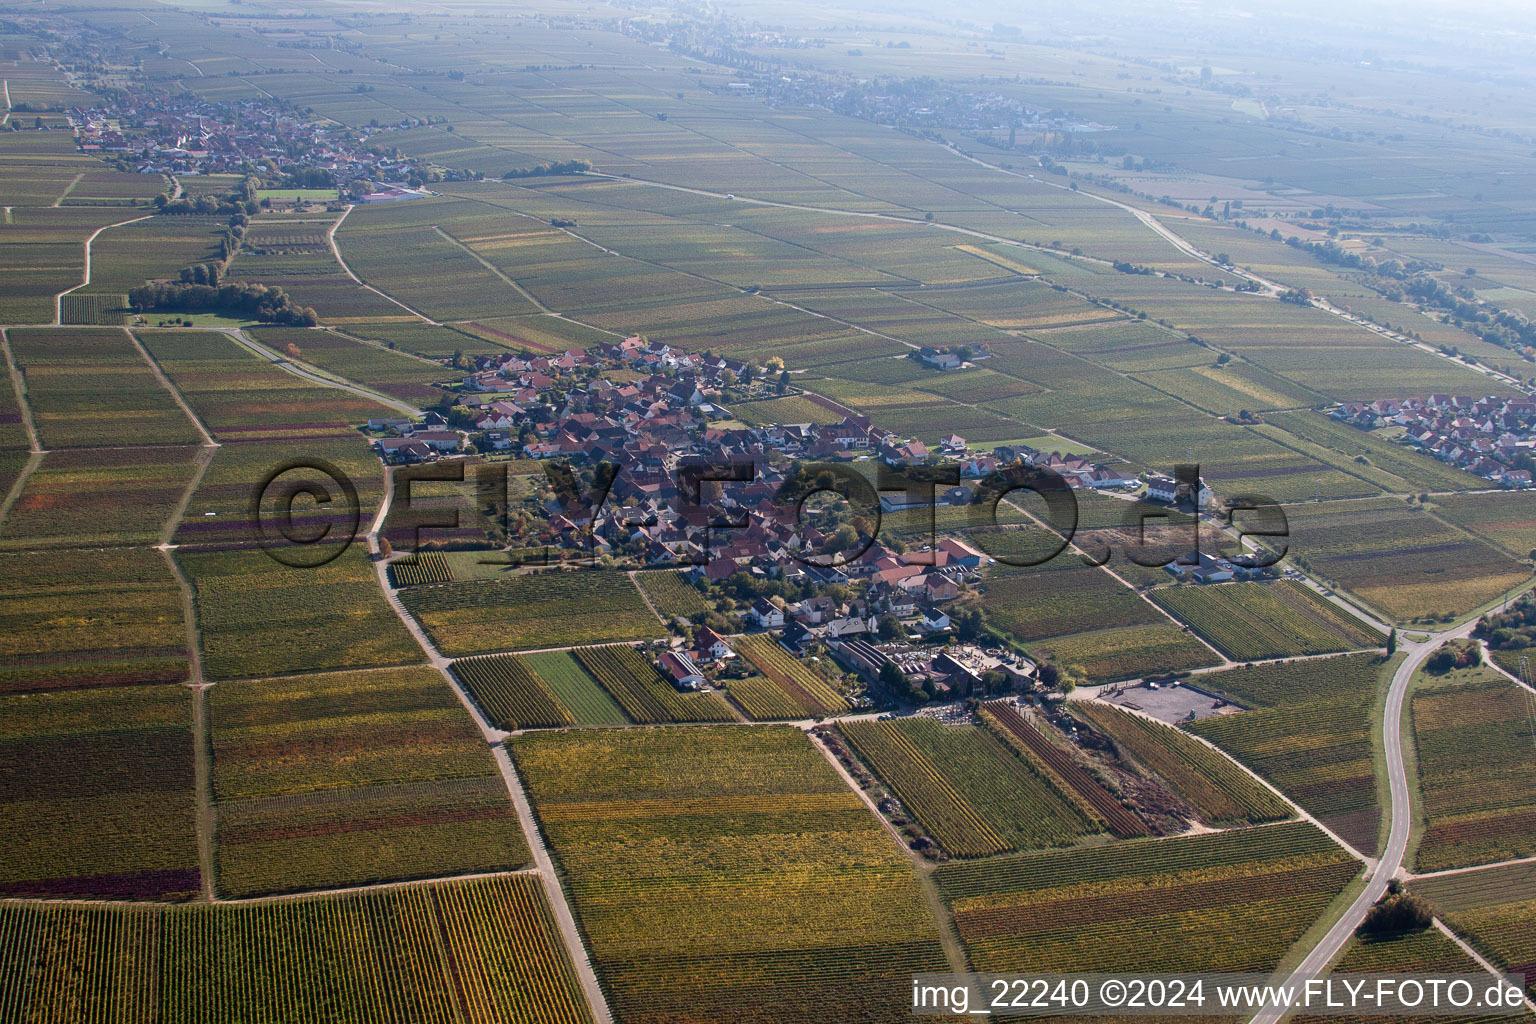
[128,281,318,327]
[503,159,592,179]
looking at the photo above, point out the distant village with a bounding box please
[1332,394,1536,488]
[72,83,469,193]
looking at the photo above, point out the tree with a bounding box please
[878,660,906,692]
[953,607,984,641]
[777,369,791,394]
[1387,627,1397,656]
[719,369,737,389]
[1426,644,1457,673]
[877,614,904,641]
[284,342,302,359]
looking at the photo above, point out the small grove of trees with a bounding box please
[129,281,318,327]
[504,159,592,179]
[154,175,259,217]
[1475,592,1536,651]
[1358,881,1433,938]
[1424,639,1481,674]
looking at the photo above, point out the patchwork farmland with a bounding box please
[0,3,1533,1020]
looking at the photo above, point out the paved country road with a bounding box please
[1249,619,1478,1024]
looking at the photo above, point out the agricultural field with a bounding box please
[9,7,1536,1018]
[723,676,810,721]
[0,444,202,549]
[1283,498,1530,623]
[250,326,454,405]
[0,547,190,693]
[0,684,199,900]
[520,651,631,726]
[80,215,225,293]
[58,292,128,325]
[209,666,528,896]
[1069,701,1292,826]
[731,394,847,427]
[509,726,951,1023]
[1026,622,1221,681]
[389,550,455,586]
[335,218,540,322]
[0,358,30,451]
[1432,492,1536,560]
[1291,926,1503,1024]
[1150,580,1386,660]
[398,571,659,655]
[0,130,101,211]
[59,170,168,208]
[452,654,574,730]
[980,549,1168,644]
[136,329,395,440]
[934,821,1359,974]
[171,433,384,549]
[1414,861,1536,990]
[4,327,201,447]
[353,321,522,358]
[732,634,850,719]
[631,569,709,620]
[1258,410,1480,494]
[177,545,418,680]
[453,314,617,354]
[1191,654,1391,855]
[980,701,1150,838]
[1410,671,1536,871]
[573,644,736,723]
[839,717,1101,857]
[0,874,595,1024]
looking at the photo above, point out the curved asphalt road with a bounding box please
[1251,618,1478,1023]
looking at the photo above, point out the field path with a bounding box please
[53,214,153,323]
[326,204,442,324]
[126,326,220,447]
[1250,620,1477,1023]
[945,149,1530,395]
[51,172,84,208]
[0,327,42,454]
[430,224,553,314]
[606,146,1527,398]
[1475,640,1536,695]
[212,326,421,417]
[188,683,216,899]
[804,728,971,975]
[0,327,45,531]
[1410,851,1536,882]
[0,79,9,125]
[365,468,614,1024]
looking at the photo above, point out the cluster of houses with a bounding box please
[369,334,1198,699]
[369,413,463,464]
[373,334,1167,585]
[72,87,457,188]
[1332,395,1536,487]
